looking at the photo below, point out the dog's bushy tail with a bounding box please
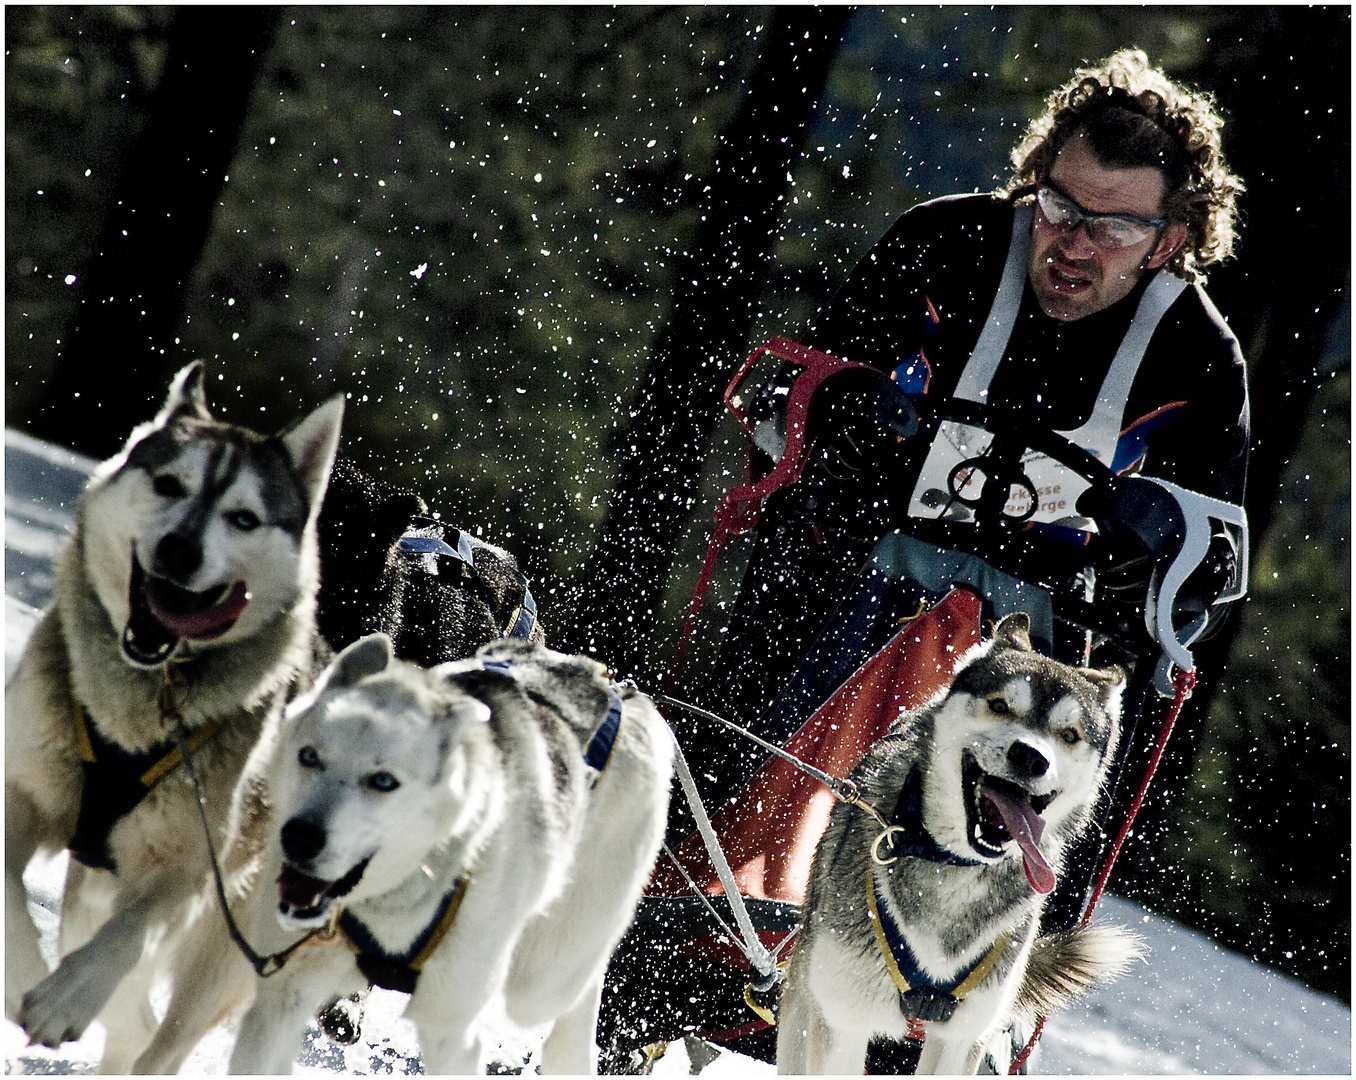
[1014,923,1144,1018]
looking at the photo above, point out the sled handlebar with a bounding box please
[920,399,1248,681]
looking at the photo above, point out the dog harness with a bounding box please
[397,524,539,641]
[864,868,1011,1023]
[478,657,626,778]
[68,697,226,872]
[337,875,471,994]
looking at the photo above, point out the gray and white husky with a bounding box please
[5,363,342,1070]
[194,633,673,1075]
[777,613,1140,1075]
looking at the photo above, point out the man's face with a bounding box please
[1027,138,1187,322]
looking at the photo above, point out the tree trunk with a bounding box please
[29,7,280,457]
[564,6,852,678]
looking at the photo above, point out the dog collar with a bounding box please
[68,693,227,872]
[865,867,1010,1023]
[338,874,470,994]
[878,765,985,868]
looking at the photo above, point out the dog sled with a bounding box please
[595,337,1248,1072]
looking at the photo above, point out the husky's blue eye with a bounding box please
[226,509,261,531]
[367,771,400,793]
[298,746,321,768]
[987,697,1010,715]
[154,474,186,499]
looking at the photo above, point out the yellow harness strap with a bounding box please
[864,869,1010,1001]
[70,694,227,789]
[137,717,228,787]
[71,692,97,763]
[409,874,470,972]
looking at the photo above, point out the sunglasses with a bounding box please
[1035,182,1167,250]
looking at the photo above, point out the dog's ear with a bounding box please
[107,362,212,468]
[993,612,1033,652]
[440,695,491,727]
[436,665,518,703]
[157,362,211,425]
[1082,664,1127,710]
[326,632,394,689]
[279,396,345,514]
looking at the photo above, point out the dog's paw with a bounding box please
[17,961,107,1048]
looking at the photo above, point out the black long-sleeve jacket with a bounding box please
[703,193,1250,722]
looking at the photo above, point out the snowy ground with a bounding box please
[4,427,1351,1074]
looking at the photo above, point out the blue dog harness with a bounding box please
[586,687,625,773]
[337,875,470,994]
[479,657,625,778]
[865,867,1011,1022]
[862,759,1008,1023]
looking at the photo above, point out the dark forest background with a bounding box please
[6,7,1349,1002]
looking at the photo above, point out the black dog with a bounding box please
[316,457,542,665]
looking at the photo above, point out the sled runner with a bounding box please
[596,337,1247,1072]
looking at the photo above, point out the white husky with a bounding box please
[5,364,342,1070]
[154,633,673,1074]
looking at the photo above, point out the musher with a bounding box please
[668,47,1249,1065]
[703,47,1248,727]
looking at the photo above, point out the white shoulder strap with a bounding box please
[953,205,1031,403]
[1059,271,1189,461]
[906,207,1191,525]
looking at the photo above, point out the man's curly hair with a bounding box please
[999,49,1243,283]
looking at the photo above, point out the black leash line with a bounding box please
[172,725,334,977]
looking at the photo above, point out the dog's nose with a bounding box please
[1007,741,1050,781]
[153,532,202,581]
[280,817,326,863]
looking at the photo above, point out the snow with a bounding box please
[4,428,1350,1074]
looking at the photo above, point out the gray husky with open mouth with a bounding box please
[777,613,1141,1074]
[5,364,342,1070]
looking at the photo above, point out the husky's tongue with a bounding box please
[984,788,1056,894]
[145,579,251,640]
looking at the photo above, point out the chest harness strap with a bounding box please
[865,868,1011,1024]
[907,205,1189,525]
[69,690,226,872]
[337,874,471,994]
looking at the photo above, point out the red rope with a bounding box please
[1009,666,1197,1074]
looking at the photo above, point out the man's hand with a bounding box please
[1082,475,1240,635]
[812,370,919,476]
